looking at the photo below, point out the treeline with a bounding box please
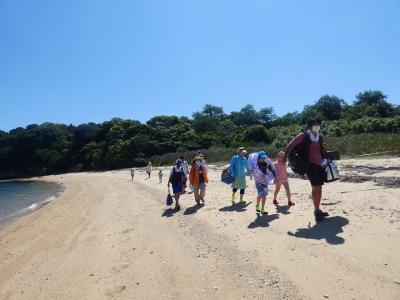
[0,90,399,178]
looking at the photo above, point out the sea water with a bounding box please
[0,181,64,228]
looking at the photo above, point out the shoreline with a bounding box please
[0,180,65,229]
[0,157,399,299]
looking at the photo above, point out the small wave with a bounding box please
[26,203,39,210]
[23,196,56,212]
[0,183,63,228]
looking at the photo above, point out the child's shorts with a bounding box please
[255,181,268,196]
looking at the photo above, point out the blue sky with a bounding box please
[1,0,399,131]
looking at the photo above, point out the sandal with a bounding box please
[288,200,295,206]
[273,199,279,205]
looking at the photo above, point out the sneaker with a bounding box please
[256,204,261,213]
[320,210,329,216]
[273,199,279,205]
[261,208,268,215]
[314,210,325,222]
[231,193,236,204]
[239,199,246,204]
[288,200,295,206]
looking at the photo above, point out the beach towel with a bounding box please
[248,152,275,185]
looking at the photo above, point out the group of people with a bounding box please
[227,117,330,222]
[132,117,331,222]
[167,154,208,211]
[228,147,293,215]
[131,162,164,183]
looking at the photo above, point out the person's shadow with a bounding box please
[184,203,204,215]
[248,213,279,228]
[161,207,178,217]
[219,202,253,213]
[275,205,291,215]
[287,216,349,245]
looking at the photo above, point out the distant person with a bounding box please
[249,151,276,214]
[283,117,328,222]
[168,159,186,211]
[199,153,209,172]
[229,147,250,204]
[159,169,163,183]
[180,156,189,192]
[146,162,152,179]
[189,156,208,205]
[130,168,135,181]
[273,151,295,206]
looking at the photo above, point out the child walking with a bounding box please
[130,168,135,181]
[273,151,295,206]
[146,162,152,178]
[159,169,163,183]
[248,151,276,214]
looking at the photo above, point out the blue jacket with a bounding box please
[230,155,249,177]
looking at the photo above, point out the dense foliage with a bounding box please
[0,90,399,178]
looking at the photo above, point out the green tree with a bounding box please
[354,90,387,105]
[201,104,224,116]
[256,107,276,127]
[242,125,270,144]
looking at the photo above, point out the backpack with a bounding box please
[170,167,184,184]
[288,132,325,175]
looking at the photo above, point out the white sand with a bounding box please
[0,157,399,299]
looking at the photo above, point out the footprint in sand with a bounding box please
[105,285,126,297]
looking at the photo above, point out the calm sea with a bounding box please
[0,181,64,228]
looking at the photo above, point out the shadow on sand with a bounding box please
[184,203,204,215]
[275,205,292,215]
[161,207,179,217]
[248,213,280,229]
[219,202,253,213]
[287,216,349,245]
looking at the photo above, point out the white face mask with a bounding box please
[312,125,320,133]
[195,160,201,167]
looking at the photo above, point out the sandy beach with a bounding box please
[0,157,399,299]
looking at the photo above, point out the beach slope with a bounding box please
[0,158,399,299]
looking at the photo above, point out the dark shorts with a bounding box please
[172,183,183,194]
[307,164,324,187]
